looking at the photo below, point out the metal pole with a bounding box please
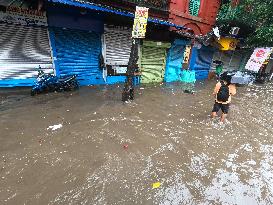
[122,38,140,102]
[228,50,234,68]
[122,4,147,102]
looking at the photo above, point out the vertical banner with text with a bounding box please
[183,45,192,64]
[132,6,149,38]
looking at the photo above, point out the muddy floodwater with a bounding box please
[1,81,273,205]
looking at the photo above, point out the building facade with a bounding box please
[169,0,221,35]
[0,0,222,87]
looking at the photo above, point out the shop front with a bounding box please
[212,49,252,72]
[140,40,171,83]
[103,24,132,84]
[47,5,104,86]
[0,5,53,87]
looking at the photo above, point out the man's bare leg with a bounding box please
[220,113,227,122]
[211,112,218,118]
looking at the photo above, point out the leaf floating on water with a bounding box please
[152,182,161,189]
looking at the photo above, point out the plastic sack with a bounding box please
[180,70,196,83]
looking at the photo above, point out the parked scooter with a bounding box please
[31,66,79,96]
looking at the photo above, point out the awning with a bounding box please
[48,0,190,30]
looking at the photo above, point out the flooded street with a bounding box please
[1,81,273,205]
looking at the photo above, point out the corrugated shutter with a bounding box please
[239,51,252,70]
[104,25,132,66]
[190,46,214,80]
[0,23,53,87]
[220,51,232,70]
[51,27,104,85]
[230,52,243,70]
[140,41,170,84]
[211,50,252,71]
[165,39,189,82]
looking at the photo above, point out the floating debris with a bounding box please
[152,182,161,189]
[47,124,63,131]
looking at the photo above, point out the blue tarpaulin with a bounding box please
[189,46,215,80]
[48,0,190,30]
[180,70,196,83]
[165,39,190,82]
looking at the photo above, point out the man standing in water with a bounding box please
[211,73,236,123]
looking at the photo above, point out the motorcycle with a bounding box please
[31,67,79,96]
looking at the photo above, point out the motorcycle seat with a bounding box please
[59,76,75,82]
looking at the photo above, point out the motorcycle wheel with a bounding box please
[44,85,50,93]
[31,89,38,96]
[56,87,64,92]
[72,81,79,90]
[67,81,79,91]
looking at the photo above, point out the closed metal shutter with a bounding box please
[104,25,132,66]
[140,41,171,84]
[220,51,233,70]
[0,23,53,86]
[51,27,103,85]
[212,50,252,71]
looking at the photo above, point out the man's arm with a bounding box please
[213,83,220,95]
[230,85,237,95]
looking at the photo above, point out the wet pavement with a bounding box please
[1,81,273,205]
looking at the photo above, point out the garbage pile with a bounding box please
[221,70,268,85]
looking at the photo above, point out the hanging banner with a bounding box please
[0,6,47,26]
[245,47,273,72]
[132,6,149,38]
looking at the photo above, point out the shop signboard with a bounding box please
[0,6,47,26]
[132,6,149,38]
[245,47,273,72]
[115,67,127,74]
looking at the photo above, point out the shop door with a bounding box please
[140,41,170,84]
[51,28,103,85]
[0,23,53,87]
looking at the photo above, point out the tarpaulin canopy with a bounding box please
[48,0,190,30]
